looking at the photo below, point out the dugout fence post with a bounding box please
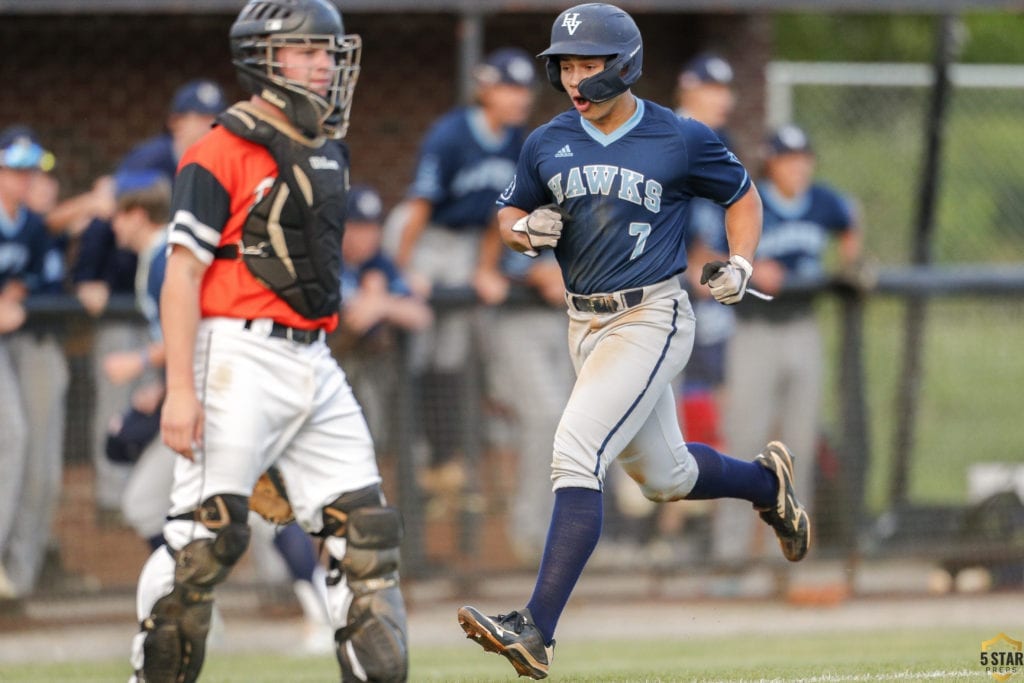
[889,14,959,508]
[835,281,871,584]
[393,330,427,578]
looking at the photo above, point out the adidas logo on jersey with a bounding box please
[555,145,574,158]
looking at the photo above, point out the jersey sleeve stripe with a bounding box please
[722,169,751,207]
[168,207,220,265]
[167,228,215,265]
[170,209,222,251]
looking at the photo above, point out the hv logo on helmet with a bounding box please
[562,12,581,35]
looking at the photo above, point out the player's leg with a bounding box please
[277,342,407,682]
[3,332,69,595]
[712,318,784,563]
[121,438,176,550]
[0,341,28,597]
[490,309,572,559]
[130,324,304,682]
[777,317,823,516]
[92,321,148,515]
[460,290,695,678]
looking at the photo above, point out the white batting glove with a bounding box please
[511,204,565,257]
[700,255,754,305]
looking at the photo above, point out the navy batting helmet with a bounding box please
[230,0,362,139]
[538,3,643,103]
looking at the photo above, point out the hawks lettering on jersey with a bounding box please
[498,99,749,295]
[546,165,662,214]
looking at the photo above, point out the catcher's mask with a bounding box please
[230,0,362,139]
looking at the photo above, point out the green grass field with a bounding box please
[0,626,999,682]
[819,296,1024,511]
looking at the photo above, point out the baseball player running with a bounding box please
[128,2,408,682]
[457,4,810,679]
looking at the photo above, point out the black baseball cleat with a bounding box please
[457,605,554,679]
[754,441,811,562]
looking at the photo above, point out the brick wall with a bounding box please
[1,11,771,212]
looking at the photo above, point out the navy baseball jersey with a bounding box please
[340,251,413,302]
[498,99,750,295]
[738,179,853,320]
[756,180,853,275]
[136,232,168,341]
[0,207,50,291]
[408,106,525,231]
[71,219,139,292]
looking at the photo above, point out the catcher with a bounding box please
[128,1,408,681]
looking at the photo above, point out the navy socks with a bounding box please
[521,448,774,643]
[685,442,777,509]
[525,487,603,644]
[273,522,317,582]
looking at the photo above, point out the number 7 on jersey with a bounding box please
[629,222,651,260]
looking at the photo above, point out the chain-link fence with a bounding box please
[769,63,1024,590]
[767,62,1024,265]
[6,60,1024,615]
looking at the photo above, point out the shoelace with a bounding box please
[496,611,527,634]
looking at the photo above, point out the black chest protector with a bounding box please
[215,103,348,320]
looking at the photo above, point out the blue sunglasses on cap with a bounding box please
[1,140,56,172]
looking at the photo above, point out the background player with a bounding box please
[0,126,62,603]
[712,124,862,564]
[457,5,810,679]
[393,47,536,500]
[128,2,408,681]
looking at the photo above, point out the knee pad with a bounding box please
[176,494,252,586]
[138,495,250,683]
[322,486,408,682]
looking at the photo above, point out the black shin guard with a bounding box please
[322,486,409,682]
[139,494,250,683]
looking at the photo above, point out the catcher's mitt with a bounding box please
[250,467,295,525]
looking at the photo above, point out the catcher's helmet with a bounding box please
[538,3,642,103]
[230,0,361,139]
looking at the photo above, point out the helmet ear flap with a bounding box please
[544,57,565,93]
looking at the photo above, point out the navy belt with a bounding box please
[244,319,323,344]
[569,288,645,314]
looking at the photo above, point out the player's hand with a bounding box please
[700,255,753,305]
[473,267,510,306]
[161,387,204,461]
[103,349,147,385]
[511,204,566,255]
[0,298,26,334]
[76,281,111,317]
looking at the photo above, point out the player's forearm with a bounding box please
[476,220,504,271]
[160,251,204,395]
[497,206,533,253]
[383,295,433,331]
[395,198,432,269]
[723,184,763,263]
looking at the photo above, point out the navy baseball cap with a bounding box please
[170,79,228,115]
[0,125,55,172]
[679,52,734,86]
[114,168,170,200]
[475,47,536,88]
[766,124,814,156]
[347,184,384,224]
